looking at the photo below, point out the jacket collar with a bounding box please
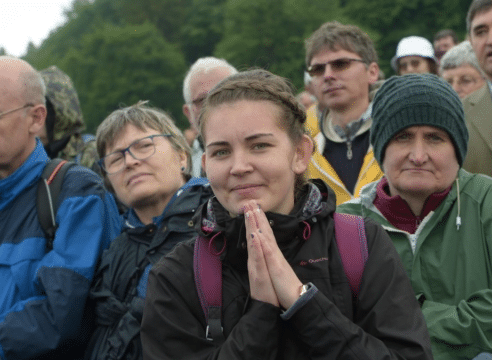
[464,83,490,106]
[196,180,335,269]
[357,169,473,231]
[0,139,48,211]
[463,84,492,153]
[373,177,451,234]
[124,177,209,229]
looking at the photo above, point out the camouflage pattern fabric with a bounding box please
[59,135,99,170]
[40,66,99,170]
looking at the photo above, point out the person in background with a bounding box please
[182,57,237,178]
[84,101,212,360]
[440,40,486,98]
[0,56,121,360]
[140,69,433,360]
[295,90,316,110]
[391,36,439,75]
[433,29,459,61]
[38,66,99,171]
[338,74,492,360]
[304,21,383,205]
[463,0,492,177]
[303,70,324,140]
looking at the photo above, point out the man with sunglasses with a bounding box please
[304,21,384,205]
[0,56,121,360]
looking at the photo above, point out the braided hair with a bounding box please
[199,69,307,144]
[198,69,313,196]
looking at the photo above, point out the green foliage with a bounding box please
[21,0,473,133]
[344,0,470,76]
[58,22,186,133]
[117,0,227,65]
[25,0,124,70]
[179,0,228,63]
[215,0,345,90]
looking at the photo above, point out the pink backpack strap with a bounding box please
[193,235,225,344]
[333,213,369,297]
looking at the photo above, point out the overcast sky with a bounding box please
[1,0,73,57]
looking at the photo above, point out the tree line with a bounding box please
[21,0,471,132]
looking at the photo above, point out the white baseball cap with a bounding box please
[391,36,438,71]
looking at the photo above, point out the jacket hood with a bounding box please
[40,66,85,143]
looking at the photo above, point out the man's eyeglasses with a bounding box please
[307,58,365,77]
[0,104,34,120]
[99,134,172,174]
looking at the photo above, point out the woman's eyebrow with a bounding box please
[206,133,274,148]
[244,133,274,141]
[206,141,229,149]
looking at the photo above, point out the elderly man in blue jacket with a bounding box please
[0,56,121,359]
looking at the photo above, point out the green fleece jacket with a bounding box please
[337,169,492,360]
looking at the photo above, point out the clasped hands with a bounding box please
[243,200,303,310]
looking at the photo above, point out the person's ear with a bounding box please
[28,104,47,135]
[183,104,192,122]
[367,62,380,84]
[178,150,188,170]
[292,134,314,174]
[201,152,207,174]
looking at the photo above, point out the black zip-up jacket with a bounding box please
[141,180,433,359]
[84,179,212,360]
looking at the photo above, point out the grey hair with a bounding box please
[440,41,486,77]
[96,100,192,180]
[182,57,237,104]
[0,56,46,104]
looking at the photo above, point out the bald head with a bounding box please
[0,56,46,105]
[0,57,47,178]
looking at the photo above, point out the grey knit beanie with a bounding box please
[371,74,468,166]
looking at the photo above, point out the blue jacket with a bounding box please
[0,140,121,360]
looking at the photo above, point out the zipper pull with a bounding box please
[346,141,353,160]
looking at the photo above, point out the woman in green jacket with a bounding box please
[338,74,492,360]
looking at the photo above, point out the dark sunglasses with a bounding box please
[307,58,365,76]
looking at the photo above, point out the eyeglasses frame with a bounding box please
[0,103,35,120]
[307,58,366,77]
[99,134,172,174]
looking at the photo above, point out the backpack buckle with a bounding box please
[205,325,223,341]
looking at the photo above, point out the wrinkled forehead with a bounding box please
[190,68,234,97]
[471,6,492,30]
[311,42,361,63]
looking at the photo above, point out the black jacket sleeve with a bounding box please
[284,219,433,359]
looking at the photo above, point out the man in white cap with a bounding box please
[392,36,439,75]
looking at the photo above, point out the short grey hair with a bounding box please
[0,56,46,104]
[440,41,485,77]
[23,69,46,105]
[182,57,237,104]
[96,100,192,180]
